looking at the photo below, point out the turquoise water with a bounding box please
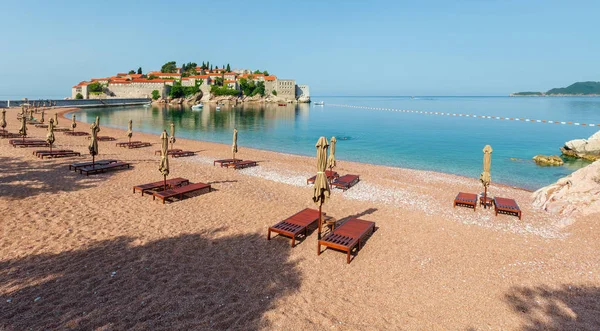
[68,96,600,190]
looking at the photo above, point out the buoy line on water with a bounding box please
[327,103,598,128]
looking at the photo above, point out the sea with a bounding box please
[67,96,600,191]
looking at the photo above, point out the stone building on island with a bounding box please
[71,67,310,102]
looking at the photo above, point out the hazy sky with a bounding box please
[0,0,598,98]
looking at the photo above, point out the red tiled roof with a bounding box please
[116,73,128,76]
[148,72,181,77]
[224,80,236,83]
[189,75,210,79]
[91,78,109,81]
[128,74,143,78]
[130,79,174,83]
[264,76,277,81]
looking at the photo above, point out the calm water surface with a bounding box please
[69,96,600,190]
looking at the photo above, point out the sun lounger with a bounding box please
[36,150,81,159]
[0,132,21,138]
[453,192,478,211]
[331,174,360,191]
[10,140,50,148]
[318,218,376,264]
[171,151,195,158]
[34,124,49,128]
[69,159,118,171]
[88,136,116,141]
[127,142,151,149]
[33,149,71,157]
[154,149,182,155]
[307,170,339,184]
[78,162,131,176]
[494,197,522,220]
[228,160,257,169]
[268,208,324,247]
[10,139,45,145]
[152,182,211,204]
[63,131,90,136]
[133,177,189,196]
[213,158,243,167]
[53,127,72,132]
[116,141,142,147]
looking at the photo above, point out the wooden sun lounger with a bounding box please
[213,158,243,167]
[63,131,90,136]
[127,142,151,149]
[152,182,211,204]
[36,150,81,159]
[494,197,522,220]
[10,141,50,148]
[453,192,478,211]
[154,149,182,155]
[133,177,189,196]
[87,136,116,141]
[171,151,195,158]
[9,139,45,145]
[228,160,257,169]
[318,218,376,264]
[267,208,324,247]
[0,132,22,138]
[116,141,142,147]
[79,162,131,176]
[331,174,360,191]
[307,170,339,184]
[69,159,118,171]
[34,124,49,128]
[33,149,71,157]
[53,127,72,132]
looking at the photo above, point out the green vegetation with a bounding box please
[211,85,239,96]
[226,63,231,72]
[161,61,177,73]
[253,69,269,75]
[547,82,600,95]
[512,91,543,96]
[272,90,277,96]
[137,67,142,74]
[148,75,158,80]
[88,82,103,93]
[181,62,198,76]
[151,90,160,100]
[128,70,136,74]
[238,78,265,97]
[513,81,600,96]
[214,77,224,87]
[169,81,201,99]
[75,93,83,99]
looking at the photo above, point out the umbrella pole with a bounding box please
[484,186,488,209]
[164,175,167,192]
[318,203,322,240]
[92,155,95,169]
[50,143,52,153]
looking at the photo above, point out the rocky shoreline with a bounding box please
[153,90,310,106]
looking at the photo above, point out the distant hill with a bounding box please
[511,81,600,96]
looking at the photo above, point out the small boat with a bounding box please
[142,102,151,107]
[314,101,324,105]
[216,106,221,110]
[278,103,286,106]
[191,103,203,111]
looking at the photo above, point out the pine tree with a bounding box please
[226,63,231,72]
[137,67,142,74]
[210,64,213,71]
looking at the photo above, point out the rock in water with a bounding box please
[562,130,600,161]
[533,155,564,166]
[532,160,600,217]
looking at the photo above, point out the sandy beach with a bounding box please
[1,106,599,330]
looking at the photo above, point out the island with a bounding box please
[70,61,311,104]
[510,81,600,96]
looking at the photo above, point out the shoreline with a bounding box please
[2,105,600,329]
[60,107,535,193]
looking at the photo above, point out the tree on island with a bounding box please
[151,90,160,100]
[75,93,83,99]
[128,70,136,74]
[210,64,213,71]
[161,61,177,73]
[137,67,142,74]
[88,82,103,93]
[226,63,231,72]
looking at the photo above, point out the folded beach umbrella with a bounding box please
[159,130,170,191]
[89,117,100,167]
[327,136,337,171]
[169,122,176,150]
[54,112,59,126]
[40,109,45,124]
[127,119,133,143]
[313,136,330,240]
[479,145,493,209]
[1,108,6,130]
[46,118,55,153]
[71,114,77,132]
[29,108,34,121]
[232,128,238,160]
[18,115,27,141]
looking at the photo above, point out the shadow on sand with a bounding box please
[0,156,121,199]
[505,285,600,330]
[0,230,301,330]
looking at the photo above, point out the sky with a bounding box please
[0,0,598,98]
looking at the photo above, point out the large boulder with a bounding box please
[184,92,203,104]
[563,130,600,159]
[297,95,311,103]
[532,160,600,217]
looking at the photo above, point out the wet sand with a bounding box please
[1,107,599,330]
